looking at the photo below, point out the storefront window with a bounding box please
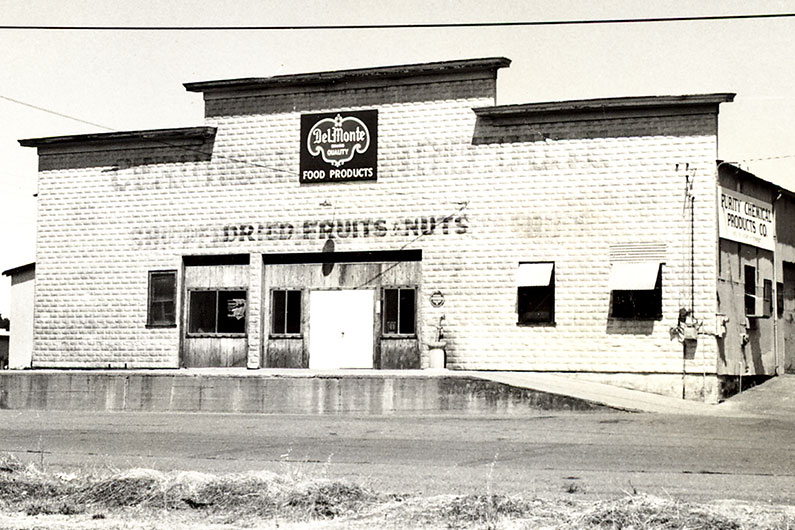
[188,289,247,335]
[271,290,302,335]
[147,270,177,327]
[383,288,415,335]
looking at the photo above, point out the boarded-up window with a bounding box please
[383,288,416,335]
[517,262,555,324]
[188,289,247,335]
[147,270,177,327]
[271,290,302,335]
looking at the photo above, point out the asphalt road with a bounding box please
[1,409,794,504]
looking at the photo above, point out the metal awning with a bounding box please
[608,262,661,290]
[517,262,554,287]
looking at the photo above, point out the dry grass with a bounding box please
[1,452,794,529]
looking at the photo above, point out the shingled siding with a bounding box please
[30,78,496,368]
[29,73,721,400]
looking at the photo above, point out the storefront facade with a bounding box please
[21,57,766,400]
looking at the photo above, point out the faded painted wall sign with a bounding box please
[300,109,377,184]
[133,215,468,247]
[718,187,775,251]
[221,215,468,243]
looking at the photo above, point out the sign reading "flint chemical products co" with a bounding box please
[718,186,775,251]
[300,109,377,183]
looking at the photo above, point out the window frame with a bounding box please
[516,262,555,326]
[186,287,248,338]
[381,287,417,338]
[146,270,177,328]
[777,281,784,318]
[609,265,663,320]
[764,279,773,318]
[270,289,303,338]
[744,265,757,316]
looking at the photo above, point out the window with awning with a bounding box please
[609,262,662,319]
[517,262,555,324]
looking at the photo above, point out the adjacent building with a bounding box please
[1,262,35,369]
[15,57,794,401]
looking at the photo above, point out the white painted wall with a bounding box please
[8,267,34,369]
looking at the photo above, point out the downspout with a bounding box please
[773,190,782,375]
[714,161,733,400]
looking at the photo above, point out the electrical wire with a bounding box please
[354,201,470,289]
[0,92,473,203]
[1,13,795,31]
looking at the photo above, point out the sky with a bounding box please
[2,0,795,316]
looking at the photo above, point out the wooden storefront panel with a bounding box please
[182,263,249,368]
[264,260,421,369]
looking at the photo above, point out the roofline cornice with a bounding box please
[19,126,217,149]
[473,93,736,120]
[183,57,512,94]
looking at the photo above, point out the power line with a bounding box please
[0,92,469,203]
[0,95,113,132]
[1,13,795,31]
[7,87,795,192]
[0,93,297,176]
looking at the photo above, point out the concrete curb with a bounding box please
[0,370,616,415]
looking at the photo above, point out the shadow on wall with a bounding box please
[747,329,766,374]
[605,319,655,336]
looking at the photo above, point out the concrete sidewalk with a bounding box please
[711,374,795,419]
[473,371,795,420]
[471,371,722,416]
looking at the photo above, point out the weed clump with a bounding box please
[180,473,282,515]
[284,480,380,519]
[577,494,742,530]
[0,453,25,474]
[437,494,533,524]
[24,500,84,516]
[78,474,161,507]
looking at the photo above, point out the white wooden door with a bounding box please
[309,290,374,369]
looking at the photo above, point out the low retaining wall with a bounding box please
[0,371,612,414]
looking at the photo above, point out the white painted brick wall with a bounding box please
[31,77,721,377]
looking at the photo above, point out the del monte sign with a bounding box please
[308,114,370,167]
[300,109,378,183]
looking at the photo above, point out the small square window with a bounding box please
[517,262,555,324]
[147,271,177,327]
[271,290,302,336]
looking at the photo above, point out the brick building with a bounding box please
[17,57,795,401]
